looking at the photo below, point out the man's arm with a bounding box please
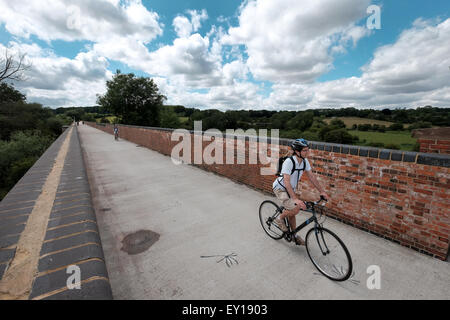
[282,173,297,199]
[306,170,329,199]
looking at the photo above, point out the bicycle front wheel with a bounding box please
[305,227,352,281]
[259,200,284,240]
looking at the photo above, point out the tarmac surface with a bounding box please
[78,124,450,300]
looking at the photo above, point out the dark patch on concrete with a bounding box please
[121,230,160,255]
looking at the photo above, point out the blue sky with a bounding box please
[0,0,449,110]
[319,0,450,81]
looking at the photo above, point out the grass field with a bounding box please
[324,117,399,128]
[95,116,119,123]
[349,130,417,150]
[179,116,189,124]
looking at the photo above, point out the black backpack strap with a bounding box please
[289,156,296,175]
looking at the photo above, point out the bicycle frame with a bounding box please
[281,207,318,236]
[279,198,330,254]
[279,199,323,235]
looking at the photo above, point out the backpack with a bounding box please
[275,156,307,196]
[276,156,306,177]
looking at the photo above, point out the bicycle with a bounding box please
[259,196,353,281]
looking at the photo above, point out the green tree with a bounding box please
[323,128,355,144]
[389,123,404,131]
[160,107,181,128]
[0,101,56,140]
[330,118,346,128]
[97,71,166,126]
[286,111,314,131]
[357,124,372,131]
[0,130,53,200]
[407,121,432,130]
[0,82,26,104]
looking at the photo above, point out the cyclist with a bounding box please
[114,125,119,141]
[272,138,329,245]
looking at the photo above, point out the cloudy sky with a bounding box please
[0,0,449,110]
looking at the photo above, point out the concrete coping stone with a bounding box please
[0,126,113,299]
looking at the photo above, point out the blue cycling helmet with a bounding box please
[291,138,309,151]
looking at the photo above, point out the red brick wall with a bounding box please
[86,122,450,260]
[418,138,450,154]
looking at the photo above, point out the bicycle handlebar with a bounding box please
[303,195,327,210]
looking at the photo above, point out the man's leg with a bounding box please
[279,206,300,229]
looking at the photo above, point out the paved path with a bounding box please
[78,124,450,300]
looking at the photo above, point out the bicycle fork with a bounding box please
[314,227,330,256]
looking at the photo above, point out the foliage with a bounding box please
[286,111,314,131]
[0,130,53,200]
[97,70,166,126]
[0,82,26,104]
[160,106,181,128]
[322,128,356,144]
[0,101,63,140]
[389,123,404,131]
[407,121,432,130]
[100,117,111,124]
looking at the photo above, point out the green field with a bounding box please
[95,116,119,123]
[349,130,417,150]
[324,117,399,128]
[179,116,189,124]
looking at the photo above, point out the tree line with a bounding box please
[1,68,448,199]
[0,83,70,199]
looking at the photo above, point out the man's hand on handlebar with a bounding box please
[293,198,307,210]
[320,192,329,201]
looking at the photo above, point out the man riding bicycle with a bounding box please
[114,125,119,141]
[272,138,329,245]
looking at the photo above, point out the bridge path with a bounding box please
[78,124,450,300]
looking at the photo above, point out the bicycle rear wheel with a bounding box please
[259,200,284,240]
[305,227,352,281]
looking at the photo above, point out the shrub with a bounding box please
[385,143,400,150]
[0,130,53,200]
[389,123,404,131]
[357,124,372,131]
[368,142,385,148]
[323,128,354,144]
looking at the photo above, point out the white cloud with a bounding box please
[173,16,193,38]
[222,0,371,83]
[0,0,448,110]
[264,18,450,109]
[1,41,112,107]
[173,9,208,38]
[0,0,163,43]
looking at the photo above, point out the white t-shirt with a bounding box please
[273,156,311,191]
